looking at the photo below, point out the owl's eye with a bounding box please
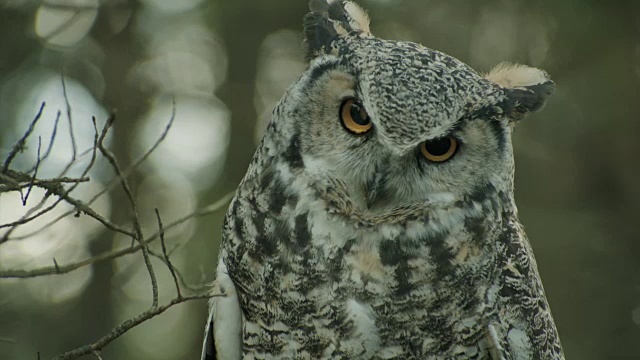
[420,137,458,163]
[340,98,372,135]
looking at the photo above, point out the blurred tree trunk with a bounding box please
[67,3,145,357]
[214,0,307,196]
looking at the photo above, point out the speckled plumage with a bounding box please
[202,1,564,359]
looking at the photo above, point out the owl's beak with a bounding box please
[364,166,388,209]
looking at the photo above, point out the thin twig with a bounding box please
[97,114,158,308]
[0,193,233,278]
[0,148,94,228]
[53,258,60,273]
[155,208,181,299]
[0,184,123,238]
[0,166,135,239]
[0,171,89,190]
[148,248,210,293]
[0,99,223,360]
[27,110,61,173]
[61,74,77,162]
[2,102,46,173]
[0,118,102,245]
[0,176,90,193]
[87,98,176,206]
[3,106,174,243]
[28,179,134,236]
[22,136,42,205]
[51,294,216,360]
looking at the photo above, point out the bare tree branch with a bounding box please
[3,105,175,243]
[86,98,177,206]
[0,170,136,238]
[0,96,228,359]
[51,294,218,360]
[22,136,42,205]
[155,208,182,299]
[0,193,232,278]
[147,248,211,293]
[0,175,90,193]
[61,75,77,162]
[0,117,102,244]
[97,113,159,307]
[2,102,46,173]
[27,110,61,173]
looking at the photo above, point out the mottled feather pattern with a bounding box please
[204,1,564,359]
[305,0,371,60]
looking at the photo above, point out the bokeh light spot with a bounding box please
[254,29,306,143]
[140,0,204,14]
[135,96,230,189]
[0,180,111,305]
[35,0,99,47]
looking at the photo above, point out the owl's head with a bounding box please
[270,0,555,213]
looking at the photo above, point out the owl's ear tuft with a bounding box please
[485,62,550,89]
[486,62,556,121]
[304,0,371,61]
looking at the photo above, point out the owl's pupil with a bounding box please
[424,138,452,156]
[350,104,369,125]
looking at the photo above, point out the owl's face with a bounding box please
[273,0,555,212]
[291,47,508,210]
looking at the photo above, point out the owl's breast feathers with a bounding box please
[217,162,563,359]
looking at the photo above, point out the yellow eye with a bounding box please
[420,137,458,163]
[340,98,372,135]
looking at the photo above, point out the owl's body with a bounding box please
[203,1,564,359]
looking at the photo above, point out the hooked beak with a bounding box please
[364,164,389,209]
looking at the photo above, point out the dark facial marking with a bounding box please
[270,218,291,245]
[294,212,312,249]
[252,212,278,258]
[268,177,288,214]
[464,216,487,247]
[486,119,506,152]
[425,232,455,281]
[379,239,404,266]
[306,59,340,87]
[467,181,497,203]
[230,199,244,238]
[394,261,412,296]
[283,134,305,169]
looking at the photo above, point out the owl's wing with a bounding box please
[498,217,565,359]
[201,307,216,360]
[201,257,243,360]
[486,324,508,360]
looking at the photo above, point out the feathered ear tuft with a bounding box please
[341,1,371,34]
[485,62,551,89]
[304,0,371,61]
[486,62,556,121]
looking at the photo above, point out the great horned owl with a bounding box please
[202,1,564,359]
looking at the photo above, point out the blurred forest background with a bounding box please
[0,0,639,359]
